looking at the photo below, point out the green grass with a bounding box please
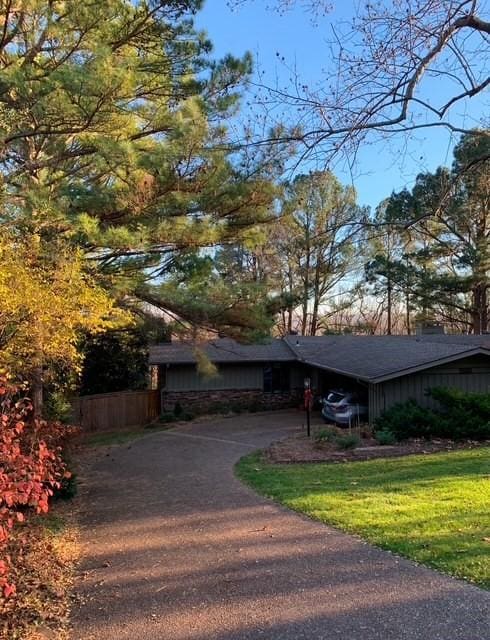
[82,422,172,447]
[236,447,490,589]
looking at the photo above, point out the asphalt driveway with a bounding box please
[71,410,489,640]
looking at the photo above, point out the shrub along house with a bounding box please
[149,333,490,423]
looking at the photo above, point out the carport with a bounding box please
[284,334,490,424]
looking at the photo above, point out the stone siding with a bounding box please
[162,388,302,413]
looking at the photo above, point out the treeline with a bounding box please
[219,132,489,337]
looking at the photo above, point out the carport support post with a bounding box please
[304,377,312,438]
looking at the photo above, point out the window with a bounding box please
[263,363,290,393]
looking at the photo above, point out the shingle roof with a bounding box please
[149,334,490,382]
[284,335,490,382]
[149,337,296,365]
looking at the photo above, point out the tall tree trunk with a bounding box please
[472,283,488,334]
[310,301,319,336]
[387,275,392,335]
[287,268,294,333]
[32,324,44,417]
[310,262,321,336]
[483,287,488,334]
[405,288,411,335]
[301,249,311,336]
[405,254,411,335]
[29,213,44,416]
[32,363,43,417]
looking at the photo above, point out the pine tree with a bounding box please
[385,131,489,333]
[0,1,284,405]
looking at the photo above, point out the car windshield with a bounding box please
[326,392,346,403]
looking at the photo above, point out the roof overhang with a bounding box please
[150,340,490,383]
[295,358,372,383]
[298,347,490,384]
[369,347,490,383]
[149,358,297,365]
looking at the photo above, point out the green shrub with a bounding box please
[374,399,437,440]
[314,428,337,444]
[204,401,233,415]
[173,401,183,417]
[248,401,264,413]
[43,390,72,423]
[160,409,194,423]
[375,429,397,446]
[335,434,360,450]
[375,390,490,441]
[160,411,178,423]
[218,402,233,414]
[427,387,490,440]
[429,387,490,415]
[53,473,78,501]
[360,425,373,440]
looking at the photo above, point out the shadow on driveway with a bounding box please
[71,410,489,640]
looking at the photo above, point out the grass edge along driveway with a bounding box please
[236,447,490,589]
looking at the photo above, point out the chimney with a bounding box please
[416,322,445,336]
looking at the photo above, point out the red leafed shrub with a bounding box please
[0,375,76,598]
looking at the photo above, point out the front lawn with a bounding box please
[236,447,490,589]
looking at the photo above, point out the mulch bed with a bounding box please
[266,432,488,464]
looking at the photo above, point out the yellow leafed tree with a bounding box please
[0,237,130,387]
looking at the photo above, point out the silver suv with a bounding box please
[321,390,368,426]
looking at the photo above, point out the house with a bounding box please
[149,338,303,413]
[149,334,490,423]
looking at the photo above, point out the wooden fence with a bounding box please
[71,390,161,431]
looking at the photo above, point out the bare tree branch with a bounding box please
[237,0,490,162]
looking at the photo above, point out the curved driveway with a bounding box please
[71,411,489,640]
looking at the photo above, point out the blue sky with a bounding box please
[195,1,487,211]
